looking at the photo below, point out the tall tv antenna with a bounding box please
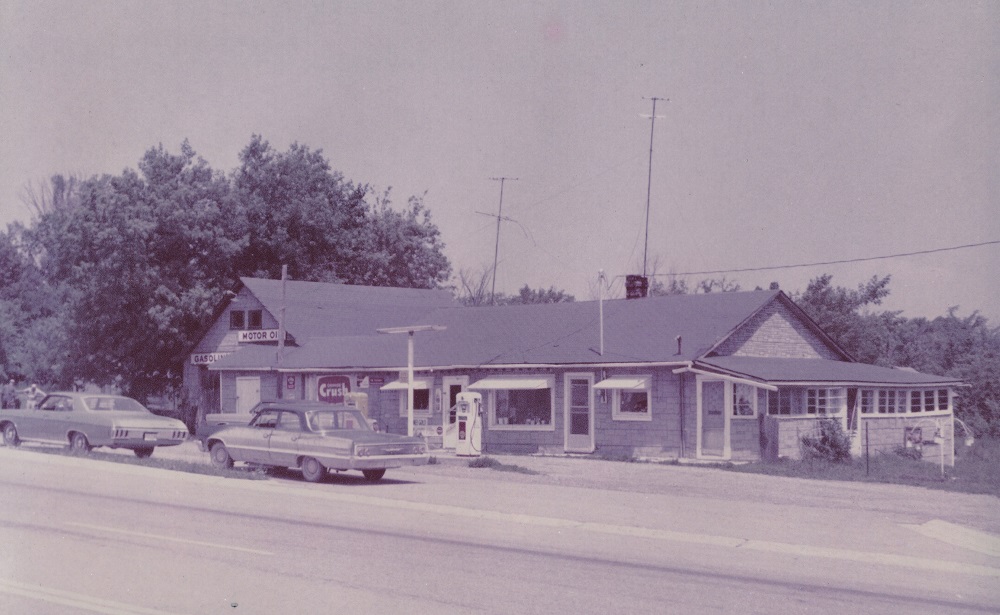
[641,96,666,279]
[487,176,518,305]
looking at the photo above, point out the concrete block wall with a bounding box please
[730,417,762,461]
[857,415,955,466]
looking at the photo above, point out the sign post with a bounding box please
[376,325,446,437]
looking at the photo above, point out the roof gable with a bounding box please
[239,277,458,341]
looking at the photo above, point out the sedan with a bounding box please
[206,402,429,482]
[1,392,189,457]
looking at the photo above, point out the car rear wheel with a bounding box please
[70,432,91,454]
[2,423,19,447]
[133,447,154,458]
[210,442,233,469]
[300,457,326,483]
[362,468,386,482]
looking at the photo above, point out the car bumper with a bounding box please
[326,454,430,471]
[108,438,187,449]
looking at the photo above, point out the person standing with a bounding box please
[20,383,45,410]
[1,379,17,409]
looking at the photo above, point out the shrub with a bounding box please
[800,419,852,463]
[893,445,923,461]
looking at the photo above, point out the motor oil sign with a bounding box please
[317,375,351,404]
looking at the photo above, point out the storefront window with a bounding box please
[494,388,552,426]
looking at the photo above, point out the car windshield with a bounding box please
[305,410,371,433]
[82,396,149,413]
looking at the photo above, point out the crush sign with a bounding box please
[317,375,351,404]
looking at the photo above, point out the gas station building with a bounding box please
[185,277,962,463]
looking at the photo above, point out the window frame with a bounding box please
[229,310,245,330]
[396,378,434,418]
[607,375,652,422]
[731,382,758,419]
[247,309,264,330]
[487,376,555,431]
[806,387,845,415]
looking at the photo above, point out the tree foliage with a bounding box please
[456,265,574,306]
[3,138,451,398]
[795,275,1000,437]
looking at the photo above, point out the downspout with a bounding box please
[678,372,686,458]
[676,361,692,459]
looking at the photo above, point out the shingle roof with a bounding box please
[212,289,785,370]
[698,357,962,386]
[240,277,458,342]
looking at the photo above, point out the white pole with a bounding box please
[598,270,605,356]
[407,331,415,437]
[938,418,944,477]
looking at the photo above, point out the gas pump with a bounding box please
[454,392,482,457]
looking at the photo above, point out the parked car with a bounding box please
[0,392,189,458]
[206,402,429,482]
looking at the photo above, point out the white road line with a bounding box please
[236,482,1000,578]
[66,522,274,556]
[904,519,1000,558]
[0,578,183,615]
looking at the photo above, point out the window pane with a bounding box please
[780,390,793,415]
[938,389,949,410]
[860,390,874,414]
[570,380,589,407]
[619,391,648,414]
[230,311,245,330]
[733,384,754,416]
[924,390,934,412]
[911,391,922,413]
[496,388,550,426]
[248,310,263,330]
[414,389,430,411]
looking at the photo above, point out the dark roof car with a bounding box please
[205,402,428,482]
[1,392,189,458]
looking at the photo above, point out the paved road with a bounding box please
[0,444,997,613]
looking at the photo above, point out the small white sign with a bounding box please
[191,352,232,365]
[238,329,284,343]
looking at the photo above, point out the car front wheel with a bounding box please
[3,423,19,447]
[70,432,91,454]
[133,447,154,458]
[210,442,233,469]
[300,457,326,483]
[362,468,386,482]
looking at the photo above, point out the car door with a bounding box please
[236,409,279,463]
[34,395,74,443]
[267,411,304,467]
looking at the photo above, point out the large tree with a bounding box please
[23,143,243,398]
[232,136,370,283]
[8,138,453,397]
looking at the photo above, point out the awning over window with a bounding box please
[380,378,431,391]
[594,376,651,390]
[469,376,551,390]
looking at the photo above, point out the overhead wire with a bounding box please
[634,240,1000,279]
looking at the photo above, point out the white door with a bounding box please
[442,376,468,449]
[236,376,261,414]
[700,380,726,457]
[564,373,595,453]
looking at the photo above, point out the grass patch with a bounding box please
[18,444,266,480]
[721,437,1000,497]
[467,455,539,475]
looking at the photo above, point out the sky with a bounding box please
[2,1,998,321]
